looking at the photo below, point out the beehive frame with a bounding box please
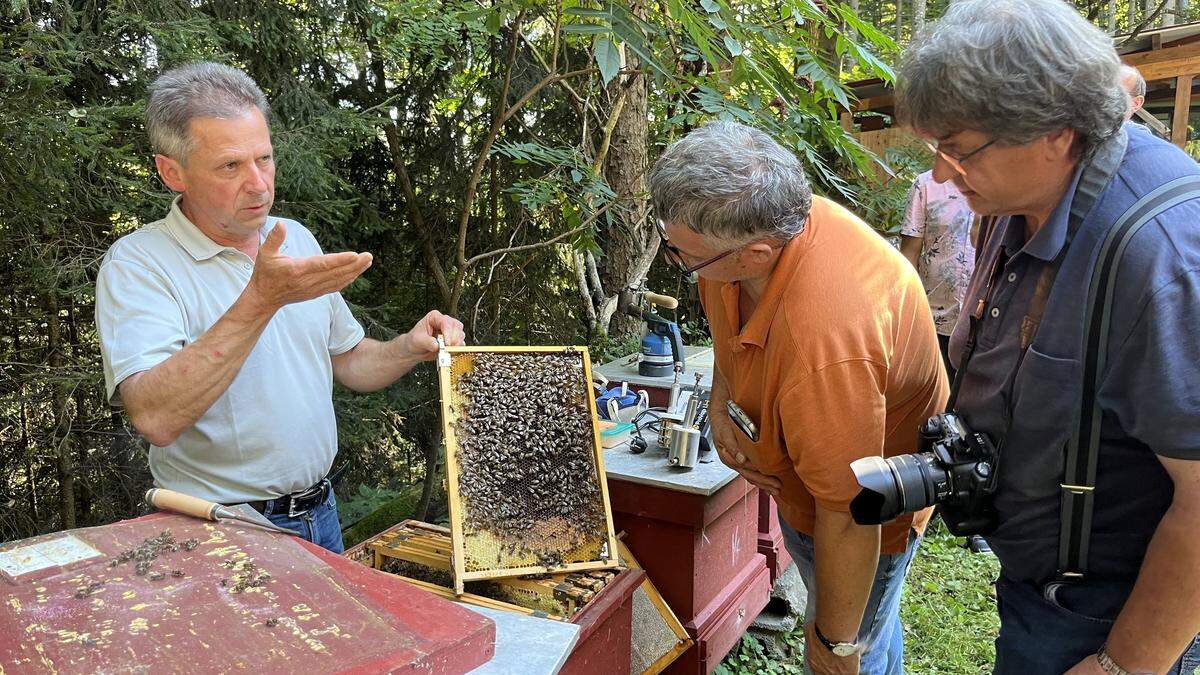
[438,345,619,594]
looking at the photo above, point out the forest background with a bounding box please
[1,0,1190,561]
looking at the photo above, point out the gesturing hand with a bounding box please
[710,403,783,496]
[246,220,373,311]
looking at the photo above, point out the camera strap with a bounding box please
[1057,173,1200,579]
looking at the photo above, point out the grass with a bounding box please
[716,520,1001,674]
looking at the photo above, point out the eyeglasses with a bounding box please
[924,137,997,176]
[655,219,745,275]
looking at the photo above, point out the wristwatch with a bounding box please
[813,623,859,657]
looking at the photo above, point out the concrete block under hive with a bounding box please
[362,521,616,619]
[437,346,620,594]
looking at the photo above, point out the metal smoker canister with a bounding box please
[668,427,702,469]
[668,395,702,469]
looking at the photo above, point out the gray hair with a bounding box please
[1120,64,1146,98]
[648,121,812,242]
[146,62,269,162]
[898,0,1126,156]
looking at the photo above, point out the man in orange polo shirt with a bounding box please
[648,121,947,674]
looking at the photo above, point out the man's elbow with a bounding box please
[128,410,182,447]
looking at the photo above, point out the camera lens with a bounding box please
[849,453,945,525]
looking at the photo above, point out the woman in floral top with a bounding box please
[900,170,976,378]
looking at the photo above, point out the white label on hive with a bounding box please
[0,535,103,578]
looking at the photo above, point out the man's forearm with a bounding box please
[813,506,881,642]
[1104,502,1200,672]
[120,290,276,446]
[331,336,422,392]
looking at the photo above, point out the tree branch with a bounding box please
[1121,0,1172,45]
[464,194,622,268]
[383,121,452,305]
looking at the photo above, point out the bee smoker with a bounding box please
[668,384,711,469]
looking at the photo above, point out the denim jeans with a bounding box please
[780,518,921,675]
[994,574,1200,674]
[262,488,345,554]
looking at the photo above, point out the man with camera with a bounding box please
[878,1,1200,671]
[648,121,948,674]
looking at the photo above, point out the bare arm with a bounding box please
[118,221,372,446]
[806,505,881,674]
[120,292,275,447]
[900,235,923,270]
[1093,456,1200,672]
[331,310,466,392]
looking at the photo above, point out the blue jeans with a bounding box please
[781,519,921,675]
[994,574,1200,674]
[263,488,345,554]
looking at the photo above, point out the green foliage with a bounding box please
[340,483,427,548]
[337,484,403,529]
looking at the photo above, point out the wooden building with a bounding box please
[843,21,1200,151]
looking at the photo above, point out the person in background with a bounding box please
[900,169,976,381]
[96,63,465,553]
[1120,64,1147,121]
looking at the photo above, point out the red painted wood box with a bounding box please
[345,520,645,674]
[608,476,771,674]
[757,491,794,585]
[0,513,494,674]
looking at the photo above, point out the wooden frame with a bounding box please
[617,538,692,675]
[438,345,620,595]
[389,575,568,621]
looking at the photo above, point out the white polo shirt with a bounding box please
[96,197,365,503]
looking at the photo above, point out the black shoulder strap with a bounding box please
[1057,175,1200,579]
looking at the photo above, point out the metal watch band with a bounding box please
[1096,645,1153,675]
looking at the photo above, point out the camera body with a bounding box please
[849,412,999,536]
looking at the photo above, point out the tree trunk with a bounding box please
[896,0,904,42]
[46,287,76,530]
[1165,0,1177,25]
[596,5,657,339]
[67,301,91,525]
[1109,0,1118,33]
[913,0,927,37]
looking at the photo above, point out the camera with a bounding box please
[849,412,999,536]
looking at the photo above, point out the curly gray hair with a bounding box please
[146,62,269,163]
[648,121,812,242]
[898,0,1126,156]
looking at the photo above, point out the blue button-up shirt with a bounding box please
[949,124,1200,584]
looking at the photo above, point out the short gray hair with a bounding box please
[898,0,1126,156]
[648,121,812,242]
[1120,64,1147,98]
[146,62,269,162]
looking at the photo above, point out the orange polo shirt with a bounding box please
[700,196,947,554]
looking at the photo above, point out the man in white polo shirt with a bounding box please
[95,62,465,553]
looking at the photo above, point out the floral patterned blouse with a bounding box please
[901,171,977,336]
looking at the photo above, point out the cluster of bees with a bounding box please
[453,352,605,555]
[218,557,272,593]
[77,529,195,598]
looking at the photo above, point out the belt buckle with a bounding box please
[287,480,327,518]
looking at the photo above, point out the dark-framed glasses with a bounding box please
[924,137,997,176]
[655,219,745,276]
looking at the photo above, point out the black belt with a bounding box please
[244,479,331,518]
[241,464,346,518]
